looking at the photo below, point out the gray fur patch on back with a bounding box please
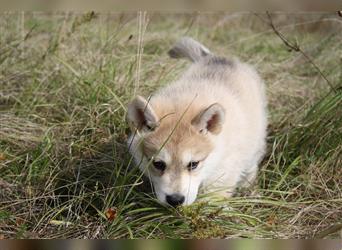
[190,57,235,81]
[206,56,234,66]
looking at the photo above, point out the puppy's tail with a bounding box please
[168,37,211,62]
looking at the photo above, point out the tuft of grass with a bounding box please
[0,12,341,239]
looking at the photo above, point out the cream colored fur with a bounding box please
[127,37,267,206]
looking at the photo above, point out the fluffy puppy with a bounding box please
[127,37,267,206]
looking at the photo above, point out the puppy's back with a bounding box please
[166,37,267,140]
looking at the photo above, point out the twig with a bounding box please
[255,12,336,93]
[184,12,199,36]
[315,223,342,238]
[134,11,149,96]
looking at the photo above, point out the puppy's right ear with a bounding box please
[127,96,159,132]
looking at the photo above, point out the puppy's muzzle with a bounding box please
[166,194,185,207]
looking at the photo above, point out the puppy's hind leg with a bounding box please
[240,166,258,188]
[234,166,260,197]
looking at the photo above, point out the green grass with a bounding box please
[0,12,341,239]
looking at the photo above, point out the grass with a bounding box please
[0,12,341,239]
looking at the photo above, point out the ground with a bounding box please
[0,12,341,239]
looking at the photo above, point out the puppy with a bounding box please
[126,37,267,206]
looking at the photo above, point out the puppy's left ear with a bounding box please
[127,95,160,132]
[191,103,225,135]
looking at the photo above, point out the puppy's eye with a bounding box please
[152,161,166,171]
[187,161,199,171]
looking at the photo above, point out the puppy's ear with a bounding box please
[191,103,225,135]
[127,96,159,132]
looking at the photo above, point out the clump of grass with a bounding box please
[0,12,341,239]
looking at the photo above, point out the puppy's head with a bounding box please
[126,95,225,206]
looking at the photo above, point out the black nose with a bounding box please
[166,194,185,207]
